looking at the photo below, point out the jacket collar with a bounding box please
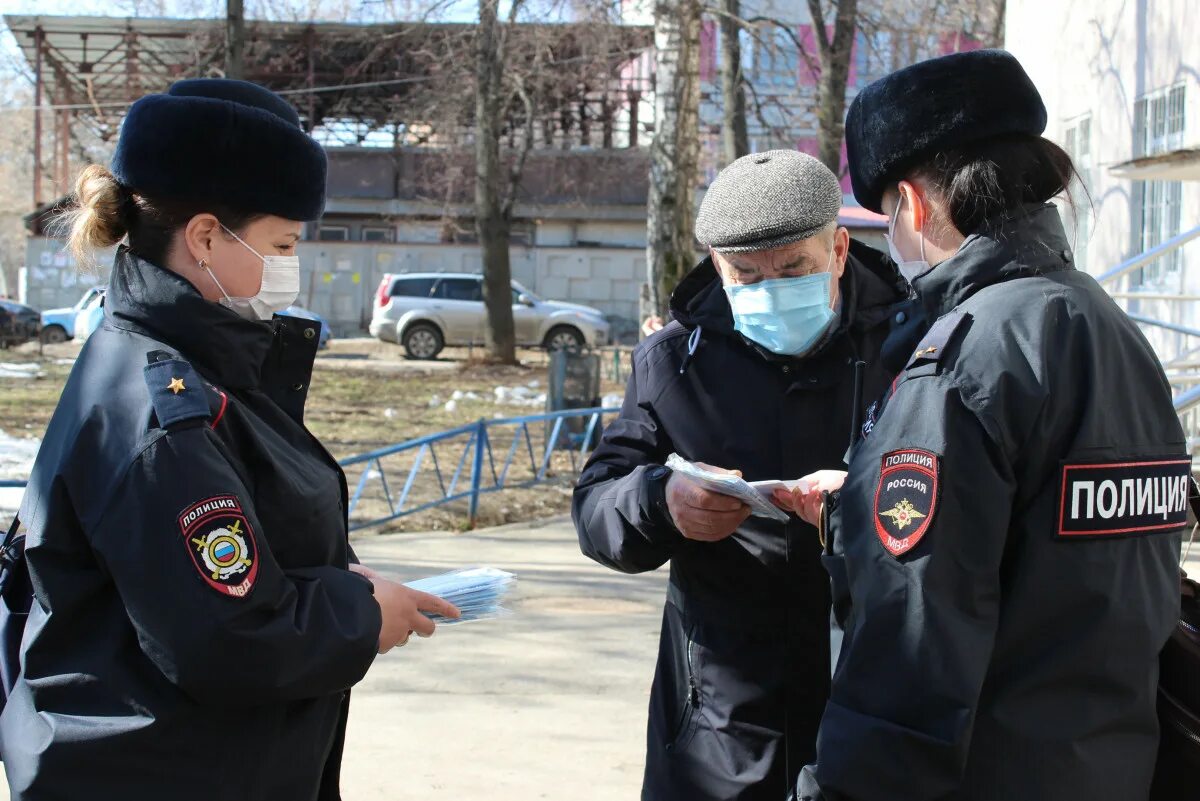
[105,246,276,389]
[912,203,1075,318]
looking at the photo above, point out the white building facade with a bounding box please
[1006,0,1200,336]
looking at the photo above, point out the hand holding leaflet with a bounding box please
[665,454,796,523]
[403,567,516,625]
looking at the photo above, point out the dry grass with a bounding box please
[0,336,629,534]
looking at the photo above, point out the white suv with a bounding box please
[369,273,611,360]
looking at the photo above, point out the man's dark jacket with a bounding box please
[573,242,906,800]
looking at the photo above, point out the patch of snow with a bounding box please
[383,408,397,419]
[601,393,624,408]
[0,362,44,380]
[53,359,76,366]
[444,399,458,413]
[0,430,39,479]
[427,394,442,408]
[0,429,39,515]
[492,385,547,408]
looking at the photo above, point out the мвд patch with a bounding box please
[874,449,940,557]
[178,495,259,597]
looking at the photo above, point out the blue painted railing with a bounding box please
[1,407,618,531]
[340,406,617,530]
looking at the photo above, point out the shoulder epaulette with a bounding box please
[905,309,970,372]
[144,352,212,429]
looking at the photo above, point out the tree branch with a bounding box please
[701,6,821,84]
[806,0,831,58]
[502,70,536,219]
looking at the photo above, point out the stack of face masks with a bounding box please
[404,567,516,625]
[666,453,792,522]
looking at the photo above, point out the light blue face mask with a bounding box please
[723,267,837,357]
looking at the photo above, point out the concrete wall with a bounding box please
[21,237,646,341]
[19,240,113,312]
[1006,0,1200,349]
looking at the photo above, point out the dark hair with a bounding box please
[909,134,1084,235]
[61,164,263,269]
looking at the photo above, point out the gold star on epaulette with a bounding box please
[167,377,186,395]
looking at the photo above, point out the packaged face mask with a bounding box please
[404,567,516,625]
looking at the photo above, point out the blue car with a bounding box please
[40,286,104,343]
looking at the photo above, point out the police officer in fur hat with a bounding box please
[775,50,1187,801]
[1,80,459,800]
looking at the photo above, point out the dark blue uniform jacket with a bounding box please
[2,248,381,800]
[797,205,1186,801]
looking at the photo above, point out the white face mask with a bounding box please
[885,193,933,284]
[203,225,300,322]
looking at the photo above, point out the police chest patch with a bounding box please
[874,449,940,557]
[1057,458,1191,538]
[178,496,258,598]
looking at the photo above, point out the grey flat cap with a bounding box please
[696,150,843,253]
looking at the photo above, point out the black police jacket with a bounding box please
[1,249,381,800]
[573,242,906,801]
[796,205,1187,801]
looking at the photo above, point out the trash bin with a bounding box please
[546,348,601,450]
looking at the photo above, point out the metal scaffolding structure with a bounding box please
[4,14,655,210]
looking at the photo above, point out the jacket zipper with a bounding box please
[667,634,699,751]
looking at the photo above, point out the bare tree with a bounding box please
[717,0,749,165]
[806,0,858,174]
[226,0,246,79]
[474,0,527,364]
[646,0,702,318]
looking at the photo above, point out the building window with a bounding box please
[1137,181,1184,286]
[1133,83,1186,286]
[362,227,395,243]
[748,25,798,88]
[317,226,349,242]
[1062,115,1092,272]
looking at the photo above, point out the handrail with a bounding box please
[2,407,620,531]
[1125,314,1200,339]
[1096,224,1200,286]
[1108,293,1200,302]
[1175,384,1200,415]
[342,406,618,530]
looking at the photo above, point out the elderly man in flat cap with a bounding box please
[572,151,905,801]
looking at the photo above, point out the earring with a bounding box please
[198,259,208,270]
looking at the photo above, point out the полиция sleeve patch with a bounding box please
[1057,457,1191,538]
[178,496,259,597]
[874,449,940,557]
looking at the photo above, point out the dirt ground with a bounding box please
[0,335,630,532]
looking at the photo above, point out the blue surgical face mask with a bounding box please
[723,250,837,356]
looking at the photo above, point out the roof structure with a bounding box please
[5,14,655,207]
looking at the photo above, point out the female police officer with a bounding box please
[1,79,457,800]
[780,51,1187,801]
